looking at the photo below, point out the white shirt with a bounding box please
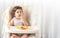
[13,17,23,26]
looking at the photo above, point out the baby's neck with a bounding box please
[15,17,21,20]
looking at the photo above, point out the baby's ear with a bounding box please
[14,15,15,17]
[14,14,15,16]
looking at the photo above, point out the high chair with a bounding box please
[2,6,40,38]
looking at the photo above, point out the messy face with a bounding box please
[15,9,23,19]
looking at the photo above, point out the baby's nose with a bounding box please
[19,12,21,14]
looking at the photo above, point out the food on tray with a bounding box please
[16,26,30,30]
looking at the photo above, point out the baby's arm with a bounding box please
[21,12,28,26]
[8,19,14,26]
[21,16,28,26]
[23,19,28,26]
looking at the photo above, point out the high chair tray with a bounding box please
[7,26,39,33]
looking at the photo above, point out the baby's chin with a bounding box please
[15,17,21,19]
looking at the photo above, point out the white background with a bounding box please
[0,0,60,38]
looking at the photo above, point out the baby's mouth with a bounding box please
[18,15,21,17]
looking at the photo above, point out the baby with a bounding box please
[9,6,28,38]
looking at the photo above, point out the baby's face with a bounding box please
[15,9,23,19]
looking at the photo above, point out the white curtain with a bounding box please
[0,0,60,38]
[41,0,60,38]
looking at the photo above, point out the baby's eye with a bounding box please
[17,12,19,13]
[20,11,22,13]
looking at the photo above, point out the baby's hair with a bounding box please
[9,6,23,21]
